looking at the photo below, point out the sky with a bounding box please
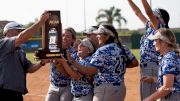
[1,0,180,32]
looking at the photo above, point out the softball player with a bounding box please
[57,38,95,101]
[68,24,138,101]
[92,25,139,101]
[45,27,76,101]
[145,28,180,101]
[128,0,170,100]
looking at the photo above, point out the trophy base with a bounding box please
[35,48,62,59]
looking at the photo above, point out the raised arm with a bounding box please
[15,11,50,47]
[127,0,147,25]
[141,0,159,29]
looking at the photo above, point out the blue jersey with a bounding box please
[158,51,180,93]
[122,45,137,66]
[90,43,133,86]
[140,21,163,66]
[71,55,93,96]
[50,46,76,86]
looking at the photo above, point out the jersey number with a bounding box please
[115,57,120,73]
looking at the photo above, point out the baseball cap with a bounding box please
[83,26,98,35]
[81,38,94,53]
[93,25,115,37]
[148,29,171,44]
[3,21,25,33]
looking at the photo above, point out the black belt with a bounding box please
[54,83,69,87]
[59,84,68,87]
[95,83,121,87]
[112,83,121,86]
[74,94,87,98]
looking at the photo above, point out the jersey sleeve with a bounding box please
[90,50,106,69]
[123,45,136,61]
[161,59,178,75]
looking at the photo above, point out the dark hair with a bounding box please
[102,24,122,47]
[159,8,170,28]
[83,25,99,35]
[101,24,130,63]
[91,25,99,29]
[64,27,76,40]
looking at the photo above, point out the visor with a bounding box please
[93,25,115,37]
[148,31,171,44]
[83,26,98,35]
[153,8,165,24]
[81,38,94,53]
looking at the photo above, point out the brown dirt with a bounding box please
[24,64,140,101]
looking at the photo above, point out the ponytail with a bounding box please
[174,43,180,57]
[159,8,170,29]
[164,23,169,29]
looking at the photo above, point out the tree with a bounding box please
[24,18,38,28]
[96,6,127,29]
[24,18,41,38]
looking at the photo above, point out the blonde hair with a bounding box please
[158,28,180,56]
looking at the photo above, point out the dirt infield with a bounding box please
[24,64,140,101]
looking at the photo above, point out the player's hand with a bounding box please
[66,51,74,65]
[52,54,67,65]
[141,76,154,83]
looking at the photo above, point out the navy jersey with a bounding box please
[158,51,180,93]
[140,21,164,66]
[71,55,93,96]
[90,43,131,86]
[50,47,76,86]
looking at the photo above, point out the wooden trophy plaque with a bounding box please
[35,10,62,59]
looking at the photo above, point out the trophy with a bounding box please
[35,10,62,59]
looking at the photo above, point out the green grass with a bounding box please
[131,49,140,60]
[26,52,37,63]
[26,49,140,63]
